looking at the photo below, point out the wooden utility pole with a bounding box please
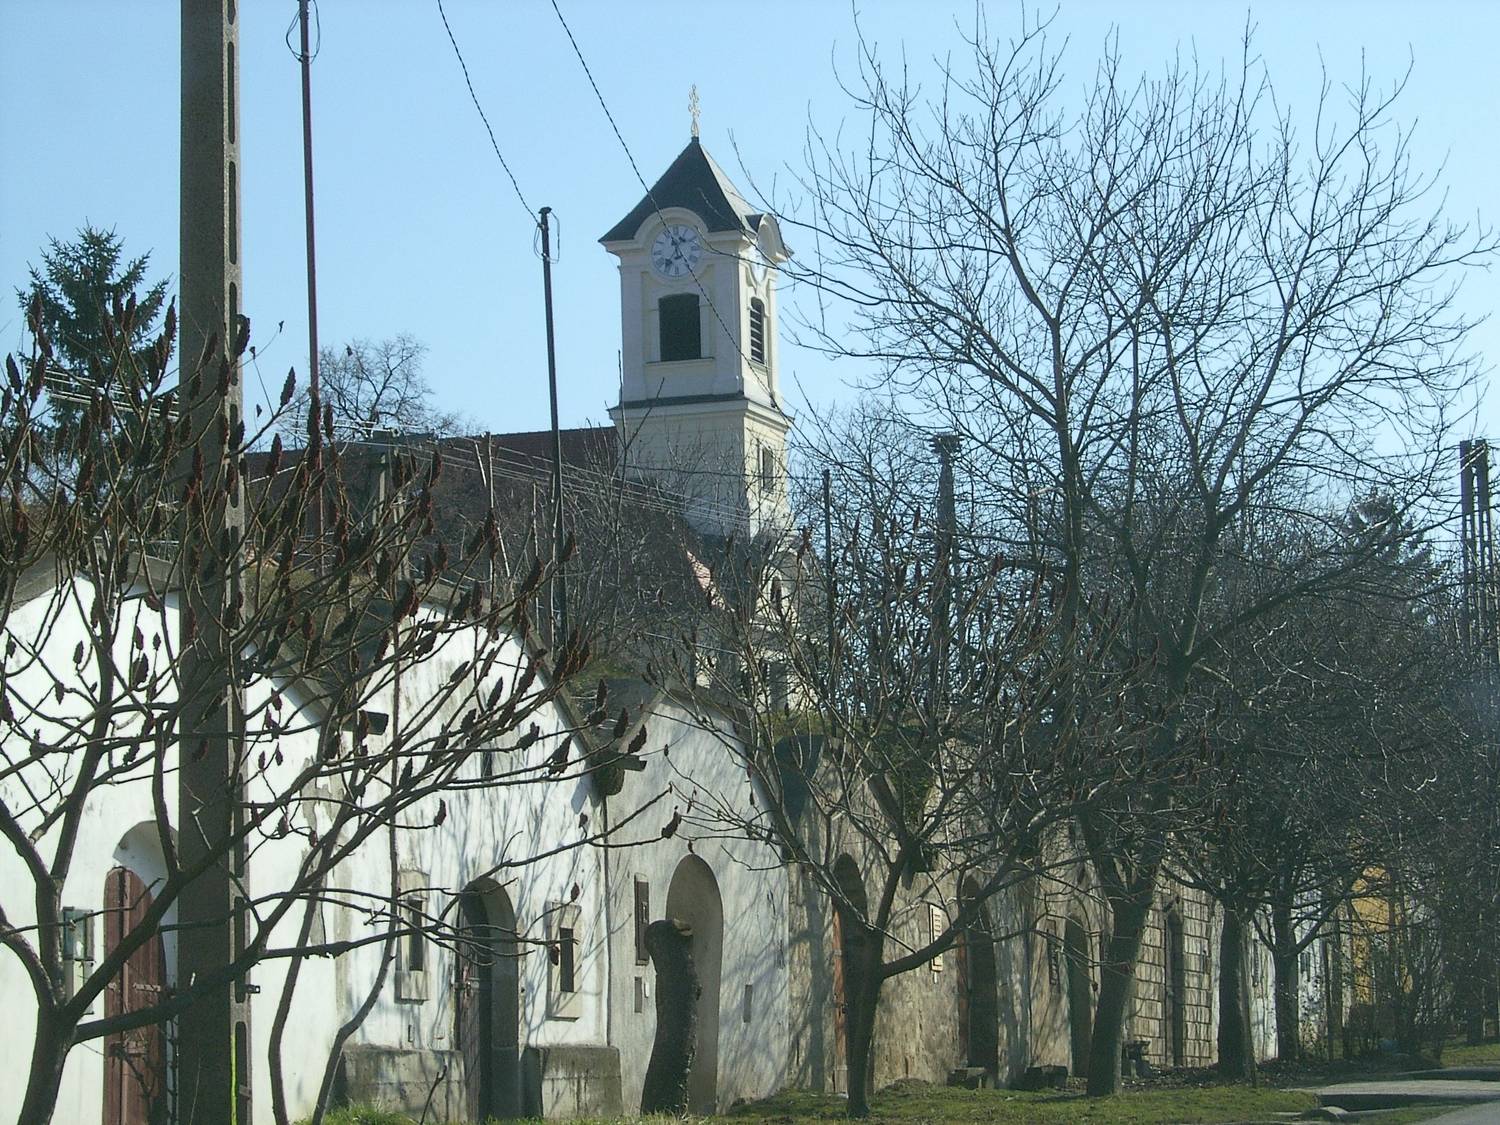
[298,0,326,565]
[179,1,251,1121]
[540,207,567,643]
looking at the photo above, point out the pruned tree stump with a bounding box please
[640,918,699,1116]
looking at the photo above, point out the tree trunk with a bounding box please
[1270,901,1301,1063]
[1216,906,1255,1080]
[844,969,881,1119]
[18,1006,67,1125]
[1086,891,1152,1096]
[269,890,323,1125]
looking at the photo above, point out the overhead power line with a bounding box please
[546,0,764,380]
[436,0,536,226]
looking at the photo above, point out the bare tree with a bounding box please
[0,301,648,1124]
[275,333,472,443]
[659,405,1144,1116]
[779,13,1491,1092]
[1166,498,1461,1071]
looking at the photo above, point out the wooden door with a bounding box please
[456,892,492,1123]
[831,908,847,1094]
[1165,914,1187,1067]
[955,928,971,1064]
[103,867,167,1125]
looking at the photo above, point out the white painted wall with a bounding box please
[0,576,610,1125]
[330,619,610,1068]
[604,697,790,1113]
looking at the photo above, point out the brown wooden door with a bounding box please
[103,867,167,1125]
[456,892,491,1124]
[831,908,847,1094]
[955,928,971,1064]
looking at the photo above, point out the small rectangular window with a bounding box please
[759,445,777,495]
[559,925,577,993]
[395,870,430,1002]
[634,878,651,964]
[929,903,945,973]
[659,293,702,361]
[547,901,583,1019]
[61,906,95,1006]
[743,982,754,1024]
[406,896,426,973]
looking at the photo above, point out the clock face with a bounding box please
[651,224,703,278]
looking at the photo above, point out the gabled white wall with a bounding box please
[603,696,790,1113]
[327,618,610,1068]
[0,577,610,1125]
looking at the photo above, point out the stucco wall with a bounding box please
[604,698,790,1113]
[0,581,614,1124]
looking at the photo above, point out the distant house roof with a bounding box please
[600,138,763,243]
[485,425,618,472]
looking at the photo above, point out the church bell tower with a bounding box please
[600,124,792,540]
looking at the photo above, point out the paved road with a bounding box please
[1422,1102,1500,1123]
[1309,1079,1500,1109]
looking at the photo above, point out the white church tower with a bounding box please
[601,123,792,540]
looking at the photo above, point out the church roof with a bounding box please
[600,137,763,243]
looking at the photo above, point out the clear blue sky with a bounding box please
[2,1,1496,439]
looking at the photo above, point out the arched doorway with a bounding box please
[456,882,520,1121]
[665,855,724,1115]
[956,888,1000,1079]
[1164,909,1187,1068]
[831,855,869,1095]
[1063,914,1093,1077]
[103,866,168,1125]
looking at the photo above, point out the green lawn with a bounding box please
[1438,1037,1500,1068]
[315,1081,1321,1125]
[725,1082,1318,1123]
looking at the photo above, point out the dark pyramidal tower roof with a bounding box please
[600,137,763,243]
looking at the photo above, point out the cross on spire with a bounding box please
[689,84,701,140]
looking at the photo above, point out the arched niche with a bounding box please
[665,854,724,1115]
[1163,907,1187,1067]
[830,855,869,1094]
[103,822,175,1125]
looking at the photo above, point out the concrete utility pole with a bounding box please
[179,1,251,1121]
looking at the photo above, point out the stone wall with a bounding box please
[1129,881,1217,1069]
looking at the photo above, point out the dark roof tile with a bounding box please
[600,138,760,243]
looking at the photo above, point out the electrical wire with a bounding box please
[546,0,767,383]
[436,0,536,227]
[284,0,320,61]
